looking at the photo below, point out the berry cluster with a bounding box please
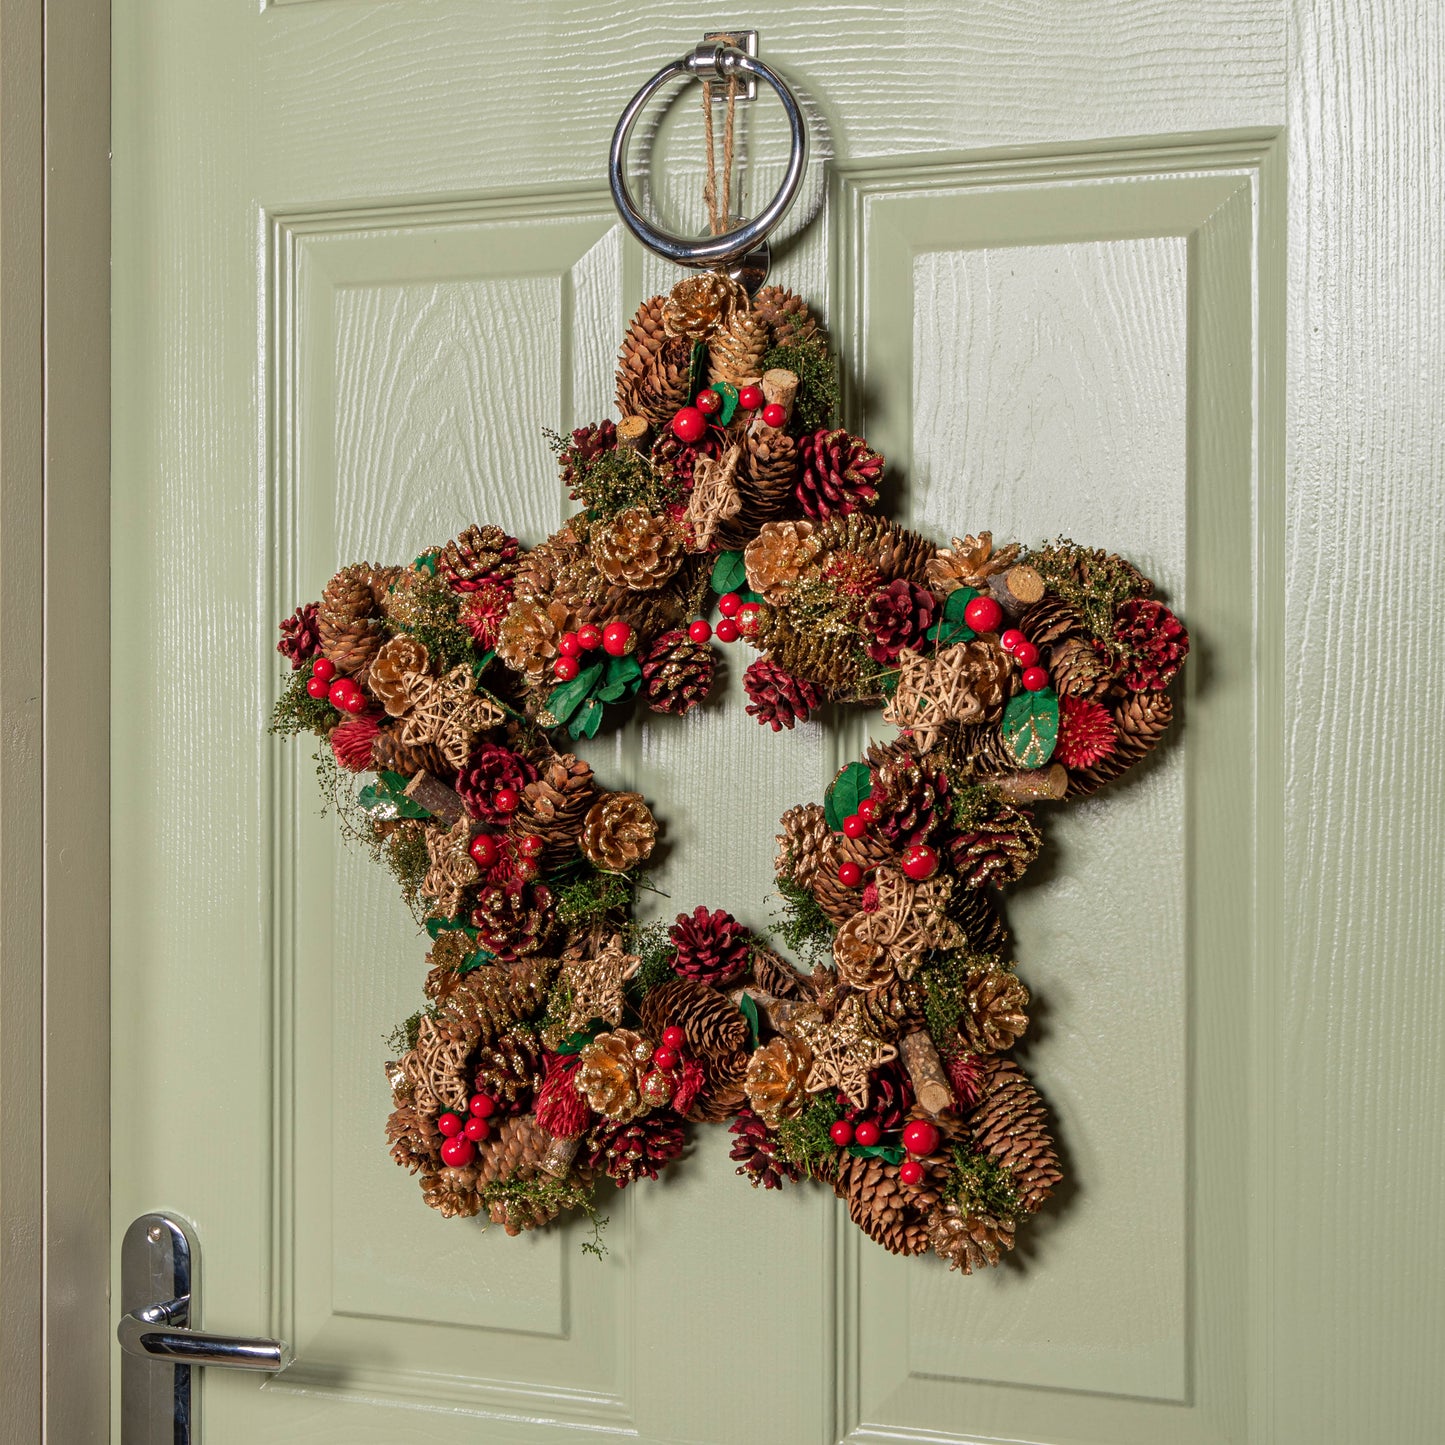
[834,796,939,890]
[829,1116,942,1188]
[304,656,371,714]
[436,1092,499,1169]
[553,620,635,682]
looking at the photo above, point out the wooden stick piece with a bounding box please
[991,763,1068,803]
[402,770,467,827]
[616,414,650,452]
[901,1029,954,1115]
[987,564,1045,616]
[541,1135,583,1176]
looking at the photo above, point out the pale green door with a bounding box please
[110,4,1443,1443]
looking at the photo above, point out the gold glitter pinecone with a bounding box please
[495,597,570,687]
[961,966,1030,1054]
[386,1103,442,1175]
[775,802,831,892]
[969,1057,1063,1213]
[432,958,556,1041]
[580,791,657,872]
[438,523,518,590]
[662,271,748,339]
[926,1199,1016,1273]
[752,610,866,698]
[371,727,447,778]
[811,513,937,587]
[317,563,395,675]
[1020,594,1082,648]
[831,913,892,991]
[512,753,596,865]
[593,506,685,592]
[473,1030,545,1113]
[751,284,822,348]
[1048,636,1116,699]
[639,976,749,1057]
[368,635,429,717]
[421,1166,483,1219]
[576,1028,652,1123]
[707,306,769,387]
[745,519,819,602]
[924,533,1022,594]
[948,886,1010,955]
[743,1036,813,1126]
[833,1151,938,1256]
[1067,691,1173,797]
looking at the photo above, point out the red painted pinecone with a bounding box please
[588,1112,686,1187]
[277,602,321,669]
[1113,598,1189,691]
[729,1106,803,1189]
[669,906,752,986]
[470,880,555,961]
[794,429,883,521]
[863,579,936,663]
[866,739,950,845]
[459,578,515,649]
[1055,695,1118,769]
[650,430,719,490]
[437,524,520,592]
[640,629,716,715]
[744,656,823,731]
[837,1060,915,1133]
[456,742,538,824]
[558,419,617,498]
[948,804,1043,889]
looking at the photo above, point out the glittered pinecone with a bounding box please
[831,914,890,990]
[961,966,1030,1054]
[1067,690,1173,796]
[558,419,617,497]
[639,976,749,1057]
[924,533,1022,594]
[795,429,883,521]
[927,1199,1016,1274]
[576,1028,651,1123]
[949,804,1043,889]
[1020,595,1083,648]
[470,880,556,962]
[1113,597,1189,691]
[707,307,768,386]
[743,1036,812,1125]
[662,271,748,338]
[616,296,692,424]
[775,801,831,891]
[641,629,716,716]
[473,1030,545,1115]
[669,906,751,985]
[589,1111,687,1186]
[593,506,685,591]
[1047,636,1114,700]
[420,1166,483,1219]
[752,613,866,699]
[947,886,1009,954]
[833,1151,937,1256]
[580,792,657,872]
[370,727,446,778]
[744,520,819,602]
[812,513,936,587]
[511,752,596,860]
[729,1106,802,1189]
[863,579,936,663]
[1055,694,1118,769]
[512,523,585,610]
[456,742,539,824]
[947,722,1017,779]
[277,602,321,669]
[866,739,950,845]
[751,284,821,348]
[386,1103,442,1175]
[438,524,520,592]
[368,636,429,717]
[433,957,554,1042]
[495,597,569,686]
[317,563,392,675]
[744,657,822,731]
[968,1057,1063,1212]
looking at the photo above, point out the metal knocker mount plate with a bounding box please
[609,35,808,290]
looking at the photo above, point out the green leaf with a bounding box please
[714,381,739,425]
[358,772,431,819]
[737,588,764,606]
[710,550,747,596]
[456,948,495,976]
[1001,688,1060,768]
[555,1023,604,1056]
[568,696,605,740]
[738,992,761,1050]
[688,340,708,395]
[847,1143,906,1165]
[426,919,481,942]
[824,761,873,832]
[925,586,979,647]
[471,648,496,677]
[413,552,438,576]
[546,659,605,725]
[605,651,642,689]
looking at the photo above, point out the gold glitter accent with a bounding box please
[419,817,480,920]
[791,994,898,1109]
[398,665,505,769]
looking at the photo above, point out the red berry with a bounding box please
[736,602,761,637]
[436,1112,463,1138]
[653,1045,679,1071]
[688,619,712,643]
[340,687,368,714]
[515,857,540,882]
[842,813,868,840]
[493,788,519,814]
[898,1159,925,1186]
[671,406,707,443]
[559,631,582,658]
[856,797,881,824]
[737,384,764,411]
[516,833,544,858]
[661,1026,686,1049]
[853,1120,881,1147]
[717,592,742,618]
[440,1135,475,1168]
[469,834,499,868]
[902,1119,941,1156]
[306,676,328,698]
[1022,665,1049,692]
[327,678,351,709]
[695,388,722,414]
[464,1116,491,1142]
[901,843,939,881]
[830,1120,855,1146]
[964,595,1003,633]
[469,1093,496,1118]
[311,657,336,682]
[761,402,786,428]
[838,861,863,888]
[553,655,580,681]
[602,620,633,656]
[1000,628,1026,654]
[577,624,602,651]
[715,618,740,643]
[1012,640,1039,667]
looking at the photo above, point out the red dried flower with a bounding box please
[1113,598,1189,691]
[330,712,382,771]
[669,906,752,986]
[1056,695,1118,769]
[671,1055,707,1116]
[277,602,321,669]
[946,1052,983,1109]
[559,419,617,499]
[459,579,515,649]
[535,1053,592,1139]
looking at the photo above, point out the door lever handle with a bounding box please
[118,1294,290,1371]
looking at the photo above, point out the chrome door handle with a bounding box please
[119,1212,290,1444]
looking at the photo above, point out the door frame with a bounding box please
[0,0,110,1440]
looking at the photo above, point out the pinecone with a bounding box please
[811,513,936,587]
[752,614,866,699]
[744,657,822,731]
[719,430,799,545]
[744,520,819,602]
[662,272,748,338]
[833,1151,937,1256]
[707,307,769,386]
[386,1103,442,1175]
[495,597,569,687]
[368,636,429,717]
[684,1049,748,1123]
[1020,595,1082,648]
[968,1057,1063,1212]
[1068,690,1173,796]
[576,1028,651,1123]
[370,726,445,779]
[866,739,950,845]
[593,506,685,591]
[432,957,555,1041]
[811,835,871,926]
[947,722,1018,779]
[1114,598,1189,691]
[617,296,683,422]
[649,428,719,490]
[420,1166,483,1219]
[729,1106,803,1189]
[863,579,935,664]
[961,966,1030,1054]
[641,629,716,715]
[512,523,585,610]
[470,880,556,961]
[924,533,1022,594]
[750,944,811,1000]
[1048,636,1115,699]
[795,429,883,521]
[751,285,821,348]
[743,1036,812,1125]
[638,976,749,1057]
[669,906,751,985]
[949,804,1043,889]
[438,523,520,592]
[1056,695,1118,769]
[775,801,831,890]
[277,602,321,669]
[317,563,392,675]
[473,1030,544,1114]
[456,742,539,824]
[926,1199,1016,1273]
[947,886,1009,954]
[511,752,596,862]
[580,792,657,872]
[589,1111,687,1186]
[838,1060,915,1133]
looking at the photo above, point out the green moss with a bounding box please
[547,427,681,519]
[556,867,637,929]
[761,339,839,432]
[1027,538,1149,642]
[625,921,677,1003]
[949,782,995,832]
[915,949,1005,1053]
[384,1006,436,1056]
[776,1095,846,1174]
[941,1147,1020,1221]
[270,667,339,738]
[478,1173,610,1258]
[382,822,431,919]
[770,875,835,968]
